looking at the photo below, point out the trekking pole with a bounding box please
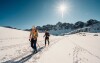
[37,42,40,48]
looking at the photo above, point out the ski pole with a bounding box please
[37,42,40,48]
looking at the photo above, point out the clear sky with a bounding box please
[0,0,100,29]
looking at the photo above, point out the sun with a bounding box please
[59,4,66,18]
[58,3,69,18]
[59,4,66,12]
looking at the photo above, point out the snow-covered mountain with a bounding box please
[65,23,100,35]
[35,19,100,35]
[0,26,100,63]
[89,23,100,33]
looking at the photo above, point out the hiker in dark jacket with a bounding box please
[44,30,50,46]
[29,26,38,53]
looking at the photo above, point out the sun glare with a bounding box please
[59,4,66,12]
[58,3,69,18]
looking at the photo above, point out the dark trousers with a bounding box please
[45,37,49,46]
[31,38,37,51]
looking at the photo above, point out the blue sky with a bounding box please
[0,0,100,29]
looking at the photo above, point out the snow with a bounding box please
[53,22,100,35]
[37,33,100,63]
[0,27,100,63]
[0,27,61,63]
[49,29,71,35]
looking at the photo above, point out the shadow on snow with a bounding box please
[3,46,45,63]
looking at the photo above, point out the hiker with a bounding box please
[43,30,50,46]
[29,26,38,53]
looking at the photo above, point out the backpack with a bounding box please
[31,29,38,38]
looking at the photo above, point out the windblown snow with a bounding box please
[0,27,100,63]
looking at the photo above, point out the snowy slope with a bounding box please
[0,27,100,63]
[0,27,61,63]
[36,33,100,63]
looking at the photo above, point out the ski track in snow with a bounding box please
[67,34,100,63]
[19,37,64,63]
[26,37,64,63]
[1,37,63,63]
[1,35,100,63]
[1,27,100,63]
[35,34,100,63]
[72,42,100,63]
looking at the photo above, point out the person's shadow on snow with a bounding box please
[3,46,45,63]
